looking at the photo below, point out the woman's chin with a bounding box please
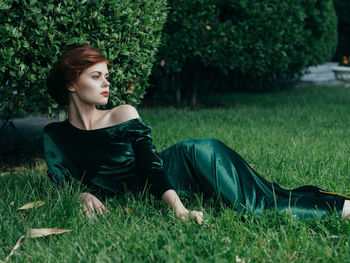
[96,100,108,106]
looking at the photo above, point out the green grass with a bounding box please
[2,85,350,262]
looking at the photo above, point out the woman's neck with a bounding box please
[67,97,101,130]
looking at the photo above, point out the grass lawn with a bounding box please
[2,85,350,262]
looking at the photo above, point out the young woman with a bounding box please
[43,45,350,225]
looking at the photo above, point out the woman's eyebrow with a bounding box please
[90,71,109,75]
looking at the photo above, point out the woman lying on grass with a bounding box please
[43,45,350,224]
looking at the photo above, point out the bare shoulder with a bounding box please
[110,104,140,124]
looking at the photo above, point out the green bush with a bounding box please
[333,0,350,61]
[149,0,338,107]
[0,0,167,121]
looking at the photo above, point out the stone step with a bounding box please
[300,62,343,84]
[0,114,59,141]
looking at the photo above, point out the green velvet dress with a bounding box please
[43,117,348,218]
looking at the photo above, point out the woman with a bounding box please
[43,45,350,225]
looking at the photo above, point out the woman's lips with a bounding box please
[101,91,109,97]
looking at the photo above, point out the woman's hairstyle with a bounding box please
[46,45,110,106]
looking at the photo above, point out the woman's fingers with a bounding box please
[189,210,204,225]
[196,212,203,225]
[87,202,96,216]
[100,204,107,213]
[92,200,106,215]
[88,201,94,213]
[81,202,94,217]
[179,214,188,223]
[98,204,106,215]
[82,204,90,215]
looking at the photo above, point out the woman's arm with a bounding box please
[161,189,204,225]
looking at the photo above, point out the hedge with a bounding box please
[0,0,167,122]
[149,0,338,107]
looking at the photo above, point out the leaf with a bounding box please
[18,201,45,210]
[4,235,24,262]
[26,228,72,239]
[66,37,79,45]
[0,3,11,11]
[249,163,256,168]
[4,229,71,261]
[58,110,67,121]
[125,208,133,213]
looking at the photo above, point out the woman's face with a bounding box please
[70,62,110,106]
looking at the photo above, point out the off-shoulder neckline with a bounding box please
[64,117,142,132]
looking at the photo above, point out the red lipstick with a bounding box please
[101,91,109,97]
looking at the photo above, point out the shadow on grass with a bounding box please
[0,131,44,170]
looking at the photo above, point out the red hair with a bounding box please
[46,45,110,106]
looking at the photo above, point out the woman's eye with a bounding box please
[92,76,99,79]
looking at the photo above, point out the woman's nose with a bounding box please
[103,78,110,86]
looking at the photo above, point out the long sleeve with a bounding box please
[128,119,173,199]
[42,127,72,187]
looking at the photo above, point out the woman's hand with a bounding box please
[161,190,210,226]
[78,192,106,216]
[175,208,204,225]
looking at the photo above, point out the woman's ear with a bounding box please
[67,84,77,92]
